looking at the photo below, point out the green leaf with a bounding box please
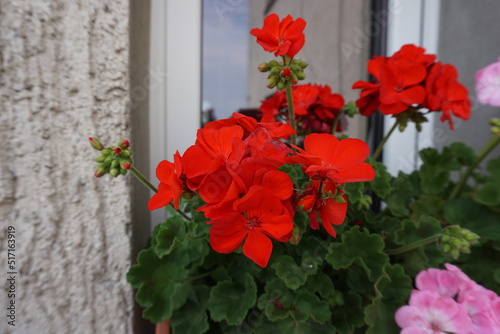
[207,273,257,326]
[126,247,191,323]
[367,158,392,199]
[155,215,190,257]
[409,195,445,221]
[330,292,364,334]
[294,291,331,324]
[449,142,476,167]
[170,286,210,334]
[272,254,319,290]
[365,264,412,334]
[326,227,389,281]
[306,275,343,306]
[444,199,500,243]
[343,100,360,117]
[419,147,459,195]
[393,216,442,246]
[279,163,309,190]
[476,183,500,206]
[345,181,372,209]
[386,172,420,217]
[257,278,294,322]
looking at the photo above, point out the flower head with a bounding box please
[475,56,500,107]
[209,186,293,267]
[250,13,306,58]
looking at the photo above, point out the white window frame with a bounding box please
[384,0,441,175]
[149,0,202,224]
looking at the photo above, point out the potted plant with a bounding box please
[89,13,500,333]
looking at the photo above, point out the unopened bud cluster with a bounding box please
[439,225,479,259]
[89,138,133,178]
[490,118,500,135]
[258,59,308,90]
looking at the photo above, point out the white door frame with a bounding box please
[149,0,202,224]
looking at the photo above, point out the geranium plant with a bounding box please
[89,13,500,333]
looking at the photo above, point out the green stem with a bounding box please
[385,234,442,255]
[449,134,500,200]
[130,166,158,193]
[129,166,191,221]
[331,109,343,137]
[285,84,297,146]
[371,120,399,161]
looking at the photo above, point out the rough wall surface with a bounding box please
[0,0,135,333]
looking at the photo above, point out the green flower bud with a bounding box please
[118,140,130,150]
[95,155,107,163]
[121,149,132,158]
[277,80,286,91]
[120,168,128,175]
[94,165,107,177]
[489,118,500,127]
[100,148,112,156]
[266,76,278,89]
[89,137,104,150]
[298,61,308,69]
[110,168,120,177]
[270,66,281,75]
[111,160,120,169]
[120,159,132,169]
[104,156,114,166]
[460,246,470,254]
[296,71,306,80]
[441,235,451,243]
[258,63,271,72]
[269,60,279,67]
[290,65,302,72]
[450,249,460,259]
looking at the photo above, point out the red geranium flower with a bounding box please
[148,152,184,211]
[378,59,426,115]
[425,62,471,130]
[298,180,348,237]
[209,186,293,267]
[250,13,306,58]
[287,133,375,184]
[182,126,246,190]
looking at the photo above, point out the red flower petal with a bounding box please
[209,213,248,253]
[242,231,273,267]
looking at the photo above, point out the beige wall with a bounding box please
[0,0,141,332]
[248,0,370,140]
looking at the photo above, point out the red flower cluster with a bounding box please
[259,84,345,135]
[352,44,471,129]
[250,13,306,59]
[287,134,375,237]
[149,113,374,267]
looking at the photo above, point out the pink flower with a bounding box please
[395,289,473,334]
[475,57,500,106]
[415,267,461,298]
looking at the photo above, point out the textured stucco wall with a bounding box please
[0,0,136,332]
